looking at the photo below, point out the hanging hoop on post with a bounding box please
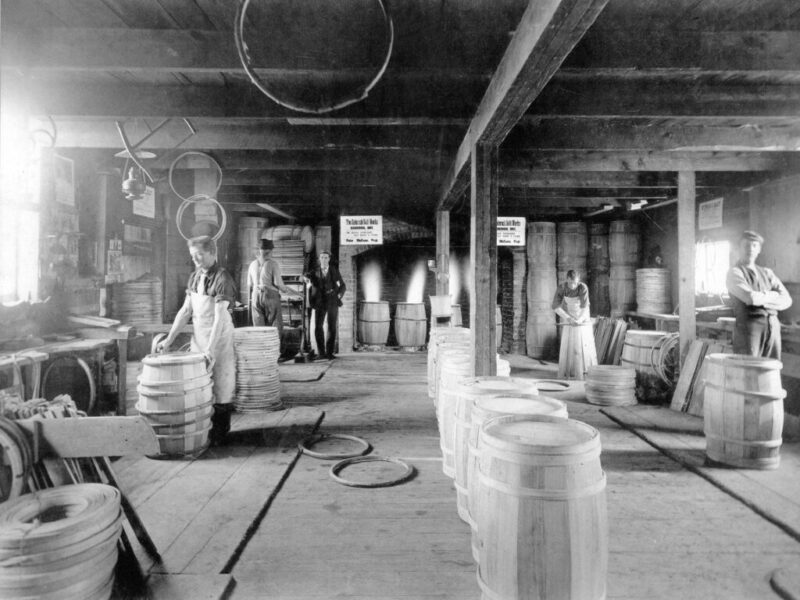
[168,151,223,202]
[234,0,394,114]
[176,194,228,242]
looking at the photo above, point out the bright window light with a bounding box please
[695,240,730,296]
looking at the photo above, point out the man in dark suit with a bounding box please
[305,250,346,359]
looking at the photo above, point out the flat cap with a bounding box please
[259,239,274,250]
[740,230,764,244]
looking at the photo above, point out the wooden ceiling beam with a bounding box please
[500,169,772,188]
[40,119,465,150]
[504,150,800,172]
[506,119,800,152]
[500,187,673,200]
[438,0,609,210]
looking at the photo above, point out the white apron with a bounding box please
[558,296,598,380]
[189,289,235,405]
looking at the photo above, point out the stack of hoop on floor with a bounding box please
[136,352,213,458]
[233,327,282,412]
[0,483,122,600]
[584,365,637,406]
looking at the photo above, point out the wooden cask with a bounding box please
[636,268,672,314]
[620,330,667,377]
[527,222,556,268]
[588,222,609,272]
[556,221,588,281]
[356,301,390,346]
[140,352,209,386]
[526,268,558,359]
[453,377,539,524]
[476,415,607,600]
[433,338,471,407]
[589,271,610,317]
[609,265,636,317]
[703,354,785,469]
[585,365,637,406]
[394,302,427,347]
[427,327,470,400]
[468,396,568,561]
[609,219,640,266]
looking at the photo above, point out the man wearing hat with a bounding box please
[726,230,792,359]
[305,250,346,359]
[250,239,302,338]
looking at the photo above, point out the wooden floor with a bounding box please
[116,352,800,600]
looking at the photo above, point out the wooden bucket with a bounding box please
[140,352,208,385]
[476,415,607,600]
[357,301,390,345]
[588,222,609,272]
[609,265,636,317]
[589,270,610,317]
[454,377,539,523]
[558,322,598,380]
[609,219,640,265]
[526,222,556,268]
[636,268,672,313]
[394,302,427,347]
[468,398,569,562]
[556,221,588,271]
[703,354,785,469]
[585,365,637,406]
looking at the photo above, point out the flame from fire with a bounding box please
[360,261,382,302]
[406,261,427,304]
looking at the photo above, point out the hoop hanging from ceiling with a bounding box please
[168,151,223,202]
[176,194,228,242]
[234,0,394,114]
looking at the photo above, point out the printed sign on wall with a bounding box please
[698,197,724,230]
[341,216,383,245]
[497,217,526,246]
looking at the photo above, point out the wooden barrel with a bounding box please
[453,378,539,523]
[620,330,667,377]
[589,271,610,317]
[609,265,636,317]
[636,268,672,314]
[394,302,427,347]
[585,365,637,406]
[429,295,451,317]
[526,222,556,268]
[556,221,588,275]
[526,265,557,359]
[468,398,569,561]
[137,380,213,412]
[357,301,390,345]
[703,354,785,469]
[476,415,607,600]
[300,225,315,253]
[140,352,209,385]
[588,222,609,272]
[433,338,471,406]
[266,224,302,241]
[428,327,470,400]
[609,219,640,265]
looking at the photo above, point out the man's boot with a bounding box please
[210,403,233,446]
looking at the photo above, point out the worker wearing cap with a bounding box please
[726,230,792,359]
[253,239,302,339]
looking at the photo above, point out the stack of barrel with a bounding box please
[557,222,588,289]
[236,216,269,305]
[588,223,611,316]
[609,220,641,317]
[136,352,213,458]
[525,222,558,359]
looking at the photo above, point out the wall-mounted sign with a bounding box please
[698,197,723,230]
[497,217,526,246]
[341,216,383,245]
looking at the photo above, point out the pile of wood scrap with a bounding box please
[594,318,628,365]
[670,339,732,415]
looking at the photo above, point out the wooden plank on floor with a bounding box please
[670,340,704,412]
[147,573,235,600]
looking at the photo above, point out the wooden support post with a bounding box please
[470,143,498,376]
[436,210,450,296]
[678,170,696,362]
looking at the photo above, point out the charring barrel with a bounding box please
[476,415,607,600]
[468,395,568,561]
[703,354,785,469]
[357,301,390,346]
[453,378,539,524]
[394,302,427,347]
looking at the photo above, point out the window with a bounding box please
[695,239,730,296]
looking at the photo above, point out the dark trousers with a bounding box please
[314,298,339,357]
[733,314,781,360]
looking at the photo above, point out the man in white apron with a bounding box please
[157,236,237,446]
[552,270,598,379]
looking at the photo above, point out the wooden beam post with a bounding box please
[470,143,498,376]
[677,171,696,362]
[436,210,450,296]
